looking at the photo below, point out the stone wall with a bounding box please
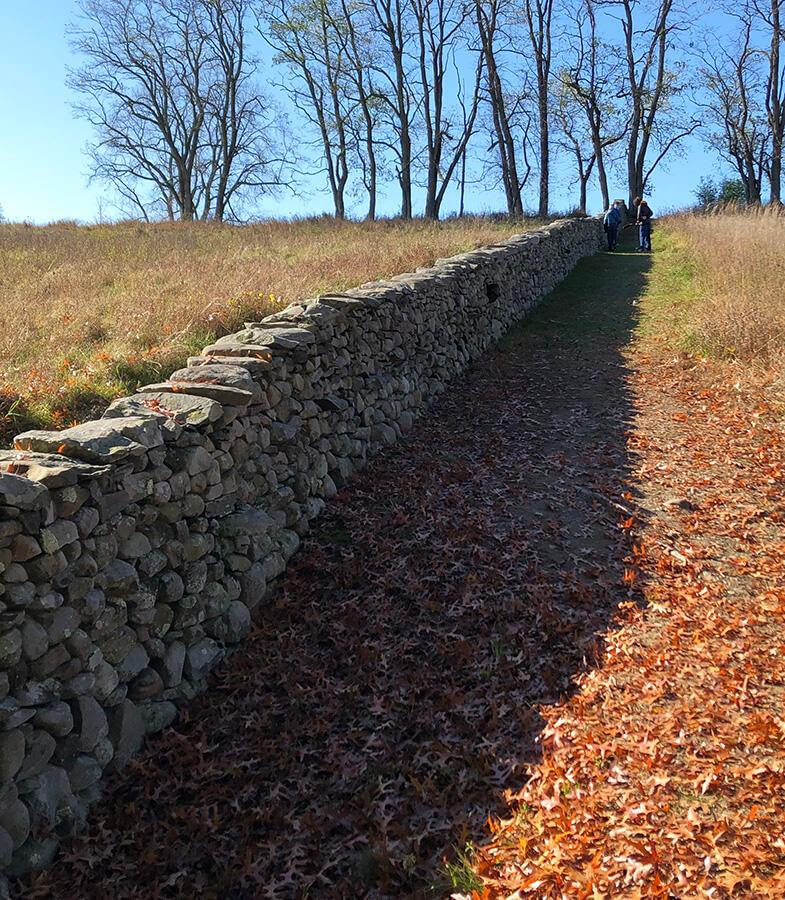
[0,216,603,881]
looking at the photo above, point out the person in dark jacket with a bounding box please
[634,197,653,251]
[602,201,623,250]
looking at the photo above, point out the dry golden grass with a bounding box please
[662,205,785,362]
[0,215,534,438]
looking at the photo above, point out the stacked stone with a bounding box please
[0,216,603,883]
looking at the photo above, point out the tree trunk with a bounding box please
[538,89,549,216]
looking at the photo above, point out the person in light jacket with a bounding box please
[603,201,622,251]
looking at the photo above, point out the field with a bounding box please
[0,215,534,441]
[644,205,785,364]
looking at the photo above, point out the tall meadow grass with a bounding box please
[0,216,535,438]
[663,205,785,362]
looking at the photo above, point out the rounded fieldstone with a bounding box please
[5,835,59,876]
[0,730,25,782]
[119,532,152,559]
[93,737,114,768]
[67,755,103,793]
[116,645,149,682]
[33,702,74,738]
[45,607,80,643]
[139,701,177,735]
[107,700,145,772]
[17,731,56,781]
[157,641,185,688]
[17,765,78,832]
[0,630,22,668]
[0,796,30,849]
[225,601,251,644]
[71,695,109,753]
[10,534,41,563]
[20,620,48,662]
[128,667,164,702]
[92,661,120,702]
[0,826,12,869]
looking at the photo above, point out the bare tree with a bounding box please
[69,0,284,221]
[263,0,356,218]
[475,0,531,216]
[754,0,785,201]
[520,0,554,216]
[696,11,767,204]
[615,0,699,208]
[203,0,285,220]
[559,0,626,210]
[366,0,417,218]
[333,0,384,219]
[554,80,596,211]
[412,0,483,218]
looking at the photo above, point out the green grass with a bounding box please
[634,227,703,353]
[501,225,652,350]
[436,843,485,894]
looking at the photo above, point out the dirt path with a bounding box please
[472,256,785,894]
[21,236,784,898]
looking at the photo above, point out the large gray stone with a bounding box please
[225,601,251,643]
[239,562,268,611]
[0,796,29,849]
[116,645,150,682]
[44,606,81,643]
[128,667,163,701]
[102,559,139,593]
[40,519,79,554]
[20,620,48,662]
[139,380,254,407]
[5,836,59,876]
[119,532,152,559]
[10,535,42,562]
[168,364,262,402]
[0,452,110,489]
[0,631,21,668]
[71,695,109,753]
[0,730,25,782]
[0,827,12,869]
[67,755,103,792]
[104,391,223,427]
[18,765,84,832]
[0,473,49,511]
[33,702,74,738]
[158,641,185,688]
[218,508,273,538]
[184,638,223,681]
[107,700,145,772]
[14,417,162,464]
[138,701,177,735]
[92,661,120,703]
[17,731,56,781]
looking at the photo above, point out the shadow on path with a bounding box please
[24,237,652,899]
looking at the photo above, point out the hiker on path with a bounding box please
[603,201,622,251]
[634,197,653,251]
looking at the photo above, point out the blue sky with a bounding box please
[0,0,720,223]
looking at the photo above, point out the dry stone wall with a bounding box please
[0,216,603,881]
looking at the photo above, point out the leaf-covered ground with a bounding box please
[21,234,785,898]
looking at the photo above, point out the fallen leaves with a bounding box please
[470,354,785,897]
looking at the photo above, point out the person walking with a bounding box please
[634,197,653,251]
[603,201,622,251]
